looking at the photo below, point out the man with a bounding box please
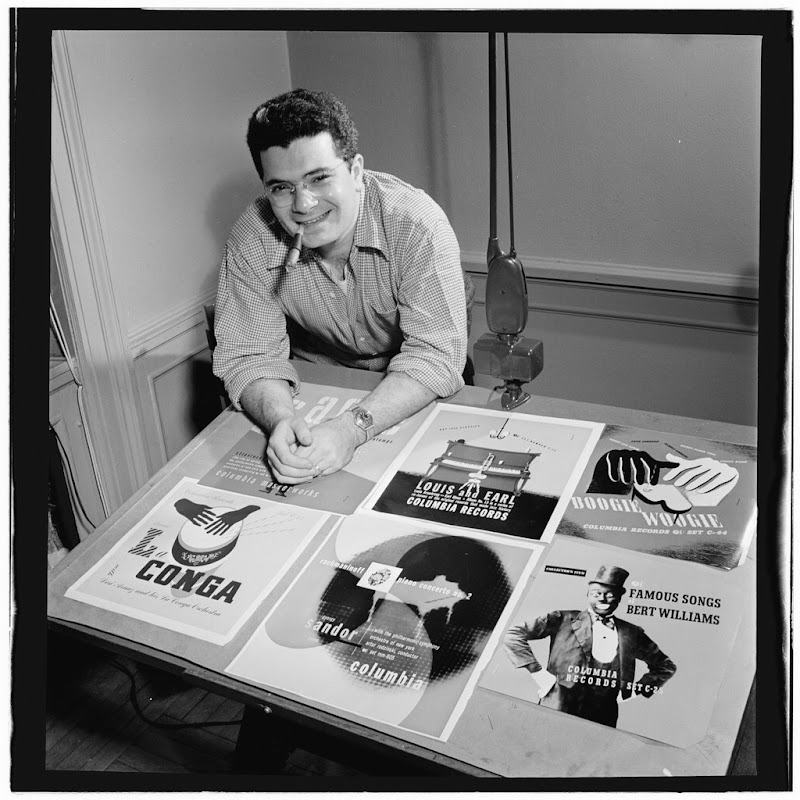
[504,565,676,728]
[213,89,474,485]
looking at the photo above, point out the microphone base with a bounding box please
[473,333,544,410]
[496,381,531,411]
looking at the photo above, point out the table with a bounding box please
[47,362,756,779]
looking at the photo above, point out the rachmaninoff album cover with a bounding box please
[226,511,542,740]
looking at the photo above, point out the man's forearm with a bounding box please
[355,371,438,438]
[239,378,297,433]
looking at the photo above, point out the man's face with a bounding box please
[587,584,623,617]
[259,132,363,258]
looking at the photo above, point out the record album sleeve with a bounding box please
[479,537,748,748]
[226,512,541,740]
[362,403,604,541]
[555,424,757,569]
[199,383,434,514]
[65,477,329,644]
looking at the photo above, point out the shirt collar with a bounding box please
[351,171,389,257]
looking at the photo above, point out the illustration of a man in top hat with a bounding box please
[504,565,677,728]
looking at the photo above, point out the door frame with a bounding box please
[50,30,149,512]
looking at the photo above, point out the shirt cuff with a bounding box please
[223,362,301,410]
[386,355,465,398]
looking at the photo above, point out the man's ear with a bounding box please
[351,153,365,190]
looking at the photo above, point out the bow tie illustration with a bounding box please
[594,615,616,629]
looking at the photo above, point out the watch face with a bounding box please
[353,407,373,429]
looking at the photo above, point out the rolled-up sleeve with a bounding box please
[212,243,299,408]
[388,216,467,397]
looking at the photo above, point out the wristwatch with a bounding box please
[349,406,374,443]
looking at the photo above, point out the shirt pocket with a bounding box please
[365,294,399,316]
[359,305,402,354]
[354,256,402,349]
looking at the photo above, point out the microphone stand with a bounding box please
[474,32,543,410]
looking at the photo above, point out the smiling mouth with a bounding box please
[297,210,330,228]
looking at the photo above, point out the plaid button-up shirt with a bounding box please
[213,170,471,407]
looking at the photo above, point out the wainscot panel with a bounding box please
[129,266,757,472]
[49,365,107,540]
[465,263,757,427]
[131,300,227,476]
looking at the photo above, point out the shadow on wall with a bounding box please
[189,355,228,435]
[160,354,228,463]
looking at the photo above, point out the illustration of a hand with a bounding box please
[174,498,215,525]
[205,505,259,536]
[661,454,739,507]
[632,480,692,514]
[588,449,667,494]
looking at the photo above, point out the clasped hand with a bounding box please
[266,414,361,484]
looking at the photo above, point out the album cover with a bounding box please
[555,424,757,569]
[199,383,433,514]
[64,477,329,644]
[479,537,748,747]
[362,403,603,540]
[225,512,541,740]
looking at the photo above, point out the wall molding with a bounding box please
[463,252,757,336]
[461,250,759,300]
[49,359,74,393]
[127,250,758,359]
[51,31,151,509]
[129,287,217,357]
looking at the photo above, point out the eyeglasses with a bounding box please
[264,160,349,207]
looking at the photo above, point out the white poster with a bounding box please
[226,512,542,740]
[363,403,604,541]
[65,477,329,645]
[480,537,748,747]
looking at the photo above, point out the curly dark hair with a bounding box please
[246,88,359,179]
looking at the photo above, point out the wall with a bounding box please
[61,31,291,476]
[288,31,759,425]
[288,31,760,288]
[65,30,290,332]
[55,31,759,500]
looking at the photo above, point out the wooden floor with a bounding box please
[46,630,756,780]
[45,632,362,776]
